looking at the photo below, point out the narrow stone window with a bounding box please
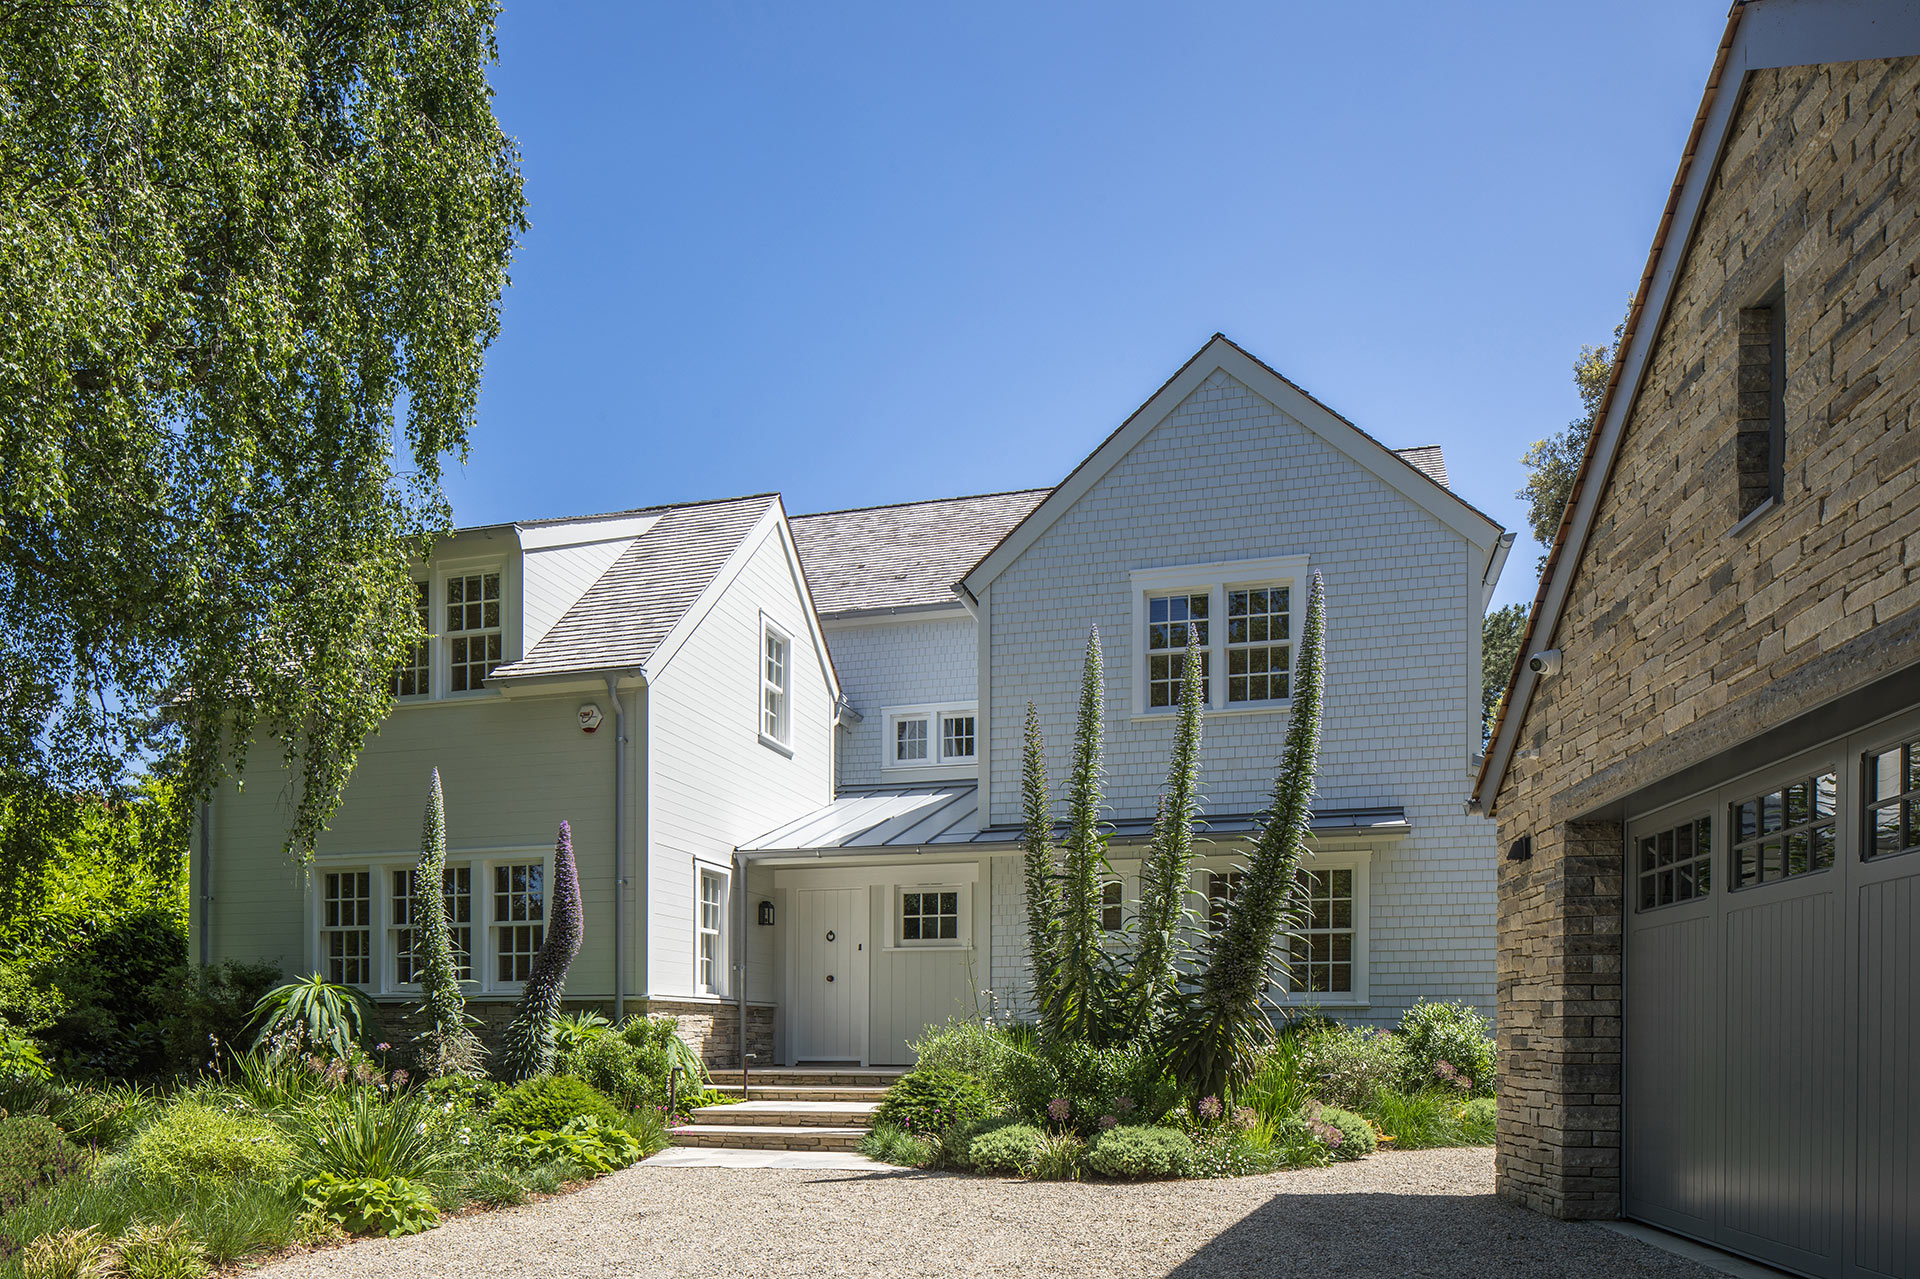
[1735,285,1785,522]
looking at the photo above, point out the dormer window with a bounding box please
[883,703,978,771]
[446,571,501,692]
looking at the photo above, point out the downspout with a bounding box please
[607,674,627,1023]
[196,800,212,967]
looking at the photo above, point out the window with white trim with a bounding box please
[882,702,979,770]
[761,621,790,747]
[1131,558,1308,715]
[1287,868,1354,994]
[900,887,960,944]
[321,870,373,986]
[1224,586,1290,704]
[391,866,472,984]
[446,571,502,693]
[697,868,727,996]
[492,861,546,982]
[1100,879,1123,933]
[393,581,431,697]
[1146,592,1209,708]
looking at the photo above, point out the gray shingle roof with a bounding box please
[790,489,1050,616]
[1393,445,1448,489]
[490,494,776,681]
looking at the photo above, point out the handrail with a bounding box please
[742,1051,757,1103]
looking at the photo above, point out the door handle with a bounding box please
[826,974,835,983]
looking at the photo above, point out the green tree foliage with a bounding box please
[412,770,480,1078]
[501,822,583,1081]
[1163,573,1327,1102]
[1517,316,1626,552]
[1481,603,1527,743]
[1019,702,1061,1033]
[1126,642,1204,1035]
[0,0,527,860]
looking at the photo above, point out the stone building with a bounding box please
[1472,4,1920,1276]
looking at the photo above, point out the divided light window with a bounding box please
[895,717,928,763]
[941,713,976,761]
[1867,736,1920,860]
[1147,592,1209,708]
[1100,880,1123,933]
[393,581,431,697]
[392,866,472,984]
[492,862,545,983]
[1225,587,1290,704]
[446,572,501,693]
[901,889,958,944]
[1730,771,1836,888]
[697,870,726,995]
[1287,869,1354,994]
[321,870,373,986]
[762,624,790,746]
[1207,870,1244,933]
[1636,816,1712,911]
[883,703,978,769]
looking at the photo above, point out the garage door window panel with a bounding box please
[1730,771,1836,889]
[1636,816,1712,911]
[1867,737,1920,861]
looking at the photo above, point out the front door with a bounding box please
[793,887,867,1063]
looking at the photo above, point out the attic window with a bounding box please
[1735,284,1785,524]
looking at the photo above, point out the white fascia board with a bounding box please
[960,336,1500,597]
[515,513,661,551]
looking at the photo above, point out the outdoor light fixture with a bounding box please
[758,900,775,926]
[1507,835,1533,862]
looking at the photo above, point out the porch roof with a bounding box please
[737,783,1409,856]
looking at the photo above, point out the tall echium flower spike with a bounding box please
[1020,701,1062,1030]
[1128,639,1204,1035]
[1052,625,1110,1045]
[501,820,585,1080]
[412,769,478,1076]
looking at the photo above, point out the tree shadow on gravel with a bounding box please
[1164,1191,1718,1279]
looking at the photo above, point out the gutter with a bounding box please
[1481,532,1516,612]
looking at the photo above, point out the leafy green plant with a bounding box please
[1460,1096,1497,1143]
[500,822,584,1080]
[1029,1130,1087,1181]
[121,1099,292,1187]
[1127,641,1205,1037]
[19,1223,109,1279]
[1362,1089,1493,1150]
[1162,575,1327,1101]
[1397,1000,1497,1096]
[0,1115,81,1211]
[47,1082,158,1148]
[551,1010,613,1052]
[1298,1024,1407,1111]
[1183,1115,1286,1178]
[421,1073,499,1112]
[285,1090,458,1182]
[247,974,372,1060]
[1315,1104,1377,1160]
[1019,702,1061,1037]
[0,1022,51,1080]
[498,1116,643,1174]
[1053,628,1117,1046]
[858,1122,938,1168]
[111,1217,210,1279]
[1241,1036,1313,1123]
[490,1075,621,1135]
[412,771,485,1079]
[872,1068,994,1137]
[458,1164,529,1208]
[999,1039,1175,1136]
[906,1018,1011,1092]
[1084,1125,1193,1179]
[965,1121,1048,1175]
[299,1173,440,1238]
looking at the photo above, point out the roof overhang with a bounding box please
[1473,0,1920,817]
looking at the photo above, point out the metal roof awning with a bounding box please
[738,784,1409,858]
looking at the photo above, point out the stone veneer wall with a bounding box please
[1493,57,1920,1219]
[367,997,773,1069]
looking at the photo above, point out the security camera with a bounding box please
[1528,649,1563,678]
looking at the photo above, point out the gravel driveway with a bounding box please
[246,1148,1722,1279]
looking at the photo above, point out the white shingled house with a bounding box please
[190,334,1512,1072]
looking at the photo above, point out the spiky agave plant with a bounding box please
[500,821,584,1080]
[413,769,484,1077]
[1162,572,1327,1102]
[1049,626,1116,1045]
[1020,701,1063,1030]
[1126,641,1205,1035]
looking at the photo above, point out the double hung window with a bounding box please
[492,862,546,982]
[1287,869,1355,994]
[761,622,790,747]
[391,866,473,983]
[321,871,373,986]
[697,869,727,995]
[393,581,431,697]
[446,572,502,692]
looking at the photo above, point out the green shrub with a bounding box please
[1,1022,52,1081]
[111,1217,210,1279]
[421,1073,499,1112]
[1084,1125,1192,1179]
[47,1083,158,1148]
[858,1122,938,1168]
[873,1068,994,1137]
[121,1100,291,1187]
[905,1018,1011,1090]
[1183,1116,1285,1178]
[498,1115,644,1174]
[154,961,283,1076]
[965,1121,1048,1175]
[1460,1096,1496,1143]
[299,1172,440,1237]
[285,1090,459,1182]
[0,1115,82,1211]
[459,1163,529,1208]
[1028,1130,1086,1181]
[1397,1000,1497,1096]
[552,1014,704,1112]
[1297,1024,1406,1110]
[491,1075,621,1135]
[999,1040,1176,1135]
[19,1223,109,1279]
[1317,1105,1376,1160]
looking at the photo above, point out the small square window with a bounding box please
[895,717,929,763]
[1636,816,1713,910]
[941,715,975,762]
[901,888,959,944]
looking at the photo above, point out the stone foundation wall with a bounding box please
[364,997,774,1069]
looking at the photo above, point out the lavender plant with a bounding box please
[500,821,583,1081]
[413,770,483,1077]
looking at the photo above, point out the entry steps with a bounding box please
[669,1067,904,1153]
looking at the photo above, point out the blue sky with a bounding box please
[458,1,1733,612]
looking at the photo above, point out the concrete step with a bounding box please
[689,1100,877,1128]
[667,1124,869,1152]
[709,1084,890,1103]
[709,1066,907,1089]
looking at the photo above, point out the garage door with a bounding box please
[1624,711,1920,1279]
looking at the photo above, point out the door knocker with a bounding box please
[825,929,836,942]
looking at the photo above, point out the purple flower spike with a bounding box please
[1047,1097,1071,1123]
[1197,1095,1222,1120]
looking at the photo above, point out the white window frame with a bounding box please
[880,701,979,773]
[894,882,969,949]
[318,869,375,988]
[760,616,792,753]
[1192,846,1370,1006]
[307,848,551,998]
[441,564,505,696]
[388,863,475,987]
[1130,556,1310,717]
[392,580,432,699]
[696,864,729,997]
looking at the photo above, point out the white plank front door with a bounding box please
[794,887,867,1063]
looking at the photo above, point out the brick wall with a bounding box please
[1494,57,1920,1218]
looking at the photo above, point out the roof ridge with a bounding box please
[461,491,778,535]
[790,487,1054,521]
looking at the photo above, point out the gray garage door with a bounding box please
[1625,711,1920,1279]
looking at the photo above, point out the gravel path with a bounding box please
[246,1148,1723,1279]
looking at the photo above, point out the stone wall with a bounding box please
[1493,57,1920,1218]
[366,996,773,1069]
